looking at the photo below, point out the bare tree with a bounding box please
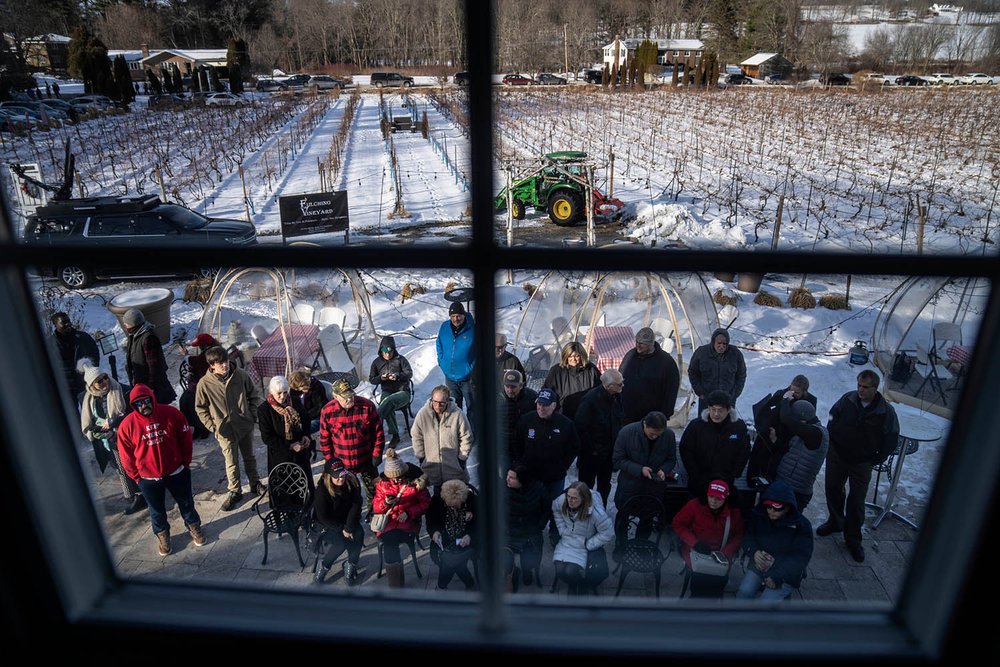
[93,4,163,49]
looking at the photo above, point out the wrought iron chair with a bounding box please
[378,378,415,432]
[376,530,423,580]
[612,495,671,598]
[253,462,313,568]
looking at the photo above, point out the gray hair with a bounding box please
[269,375,290,396]
[601,369,623,387]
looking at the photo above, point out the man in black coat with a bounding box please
[618,326,680,424]
[817,370,899,563]
[495,334,525,378]
[688,327,747,414]
[679,389,750,499]
[746,374,817,487]
[511,387,579,543]
[497,369,537,469]
[574,369,625,504]
[51,311,99,400]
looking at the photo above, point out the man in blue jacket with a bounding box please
[736,479,813,600]
[436,301,476,431]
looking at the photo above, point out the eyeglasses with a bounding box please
[131,398,153,409]
[95,376,109,384]
[380,347,393,353]
[431,399,449,406]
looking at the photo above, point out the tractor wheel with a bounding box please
[511,199,526,220]
[548,191,581,226]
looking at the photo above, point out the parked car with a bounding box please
[22,195,257,288]
[307,75,344,90]
[927,72,959,85]
[70,95,114,110]
[857,72,891,86]
[502,73,537,86]
[537,73,567,85]
[723,73,754,86]
[765,73,790,85]
[370,72,414,88]
[959,72,993,85]
[819,72,851,86]
[895,75,930,87]
[205,92,245,107]
[255,79,288,92]
[147,94,190,110]
[282,74,311,88]
[453,71,469,85]
[0,109,39,132]
[582,69,604,84]
[1,101,70,123]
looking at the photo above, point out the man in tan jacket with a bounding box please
[411,385,474,491]
[195,345,265,511]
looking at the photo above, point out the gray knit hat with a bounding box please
[635,327,656,345]
[382,449,406,479]
[122,308,145,327]
[791,399,816,422]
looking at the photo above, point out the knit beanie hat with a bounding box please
[635,327,655,345]
[383,449,406,479]
[791,399,817,422]
[449,301,465,316]
[122,308,145,327]
[77,358,103,387]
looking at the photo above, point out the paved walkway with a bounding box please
[91,424,919,602]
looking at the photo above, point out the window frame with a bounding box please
[0,2,998,658]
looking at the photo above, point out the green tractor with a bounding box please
[495,151,625,226]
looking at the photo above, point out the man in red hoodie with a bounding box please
[117,384,205,556]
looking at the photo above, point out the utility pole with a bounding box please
[564,24,569,79]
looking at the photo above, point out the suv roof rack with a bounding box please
[35,195,162,216]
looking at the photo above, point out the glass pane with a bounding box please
[492,7,998,254]
[37,265,482,596]
[496,269,986,603]
[6,3,471,249]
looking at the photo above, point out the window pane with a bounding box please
[497,269,984,603]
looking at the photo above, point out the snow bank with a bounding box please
[625,202,749,249]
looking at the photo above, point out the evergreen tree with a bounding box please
[146,69,162,96]
[228,63,243,94]
[635,40,658,86]
[208,66,222,92]
[113,55,134,104]
[171,65,184,93]
[227,38,249,94]
[67,27,114,97]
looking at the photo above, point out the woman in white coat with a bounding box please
[551,481,614,595]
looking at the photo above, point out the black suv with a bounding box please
[819,72,851,86]
[370,72,414,88]
[23,195,257,288]
[583,69,604,84]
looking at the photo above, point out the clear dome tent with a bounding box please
[511,271,720,427]
[873,276,988,419]
[197,267,378,386]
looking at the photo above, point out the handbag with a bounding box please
[585,546,610,586]
[689,516,730,577]
[369,512,389,532]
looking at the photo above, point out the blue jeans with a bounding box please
[735,568,795,600]
[445,378,474,430]
[137,467,201,535]
[308,418,320,435]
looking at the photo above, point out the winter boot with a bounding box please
[385,562,405,589]
[343,560,359,586]
[155,530,171,556]
[314,560,330,585]
[187,522,206,547]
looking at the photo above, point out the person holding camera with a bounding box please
[369,336,413,448]
[746,375,817,488]
[773,399,829,513]
[672,479,745,598]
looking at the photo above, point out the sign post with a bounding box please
[278,190,350,244]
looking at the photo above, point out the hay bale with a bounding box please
[714,288,740,307]
[183,278,212,304]
[753,290,782,307]
[400,282,427,304]
[444,282,457,295]
[788,287,817,309]
[820,293,850,310]
[522,283,541,298]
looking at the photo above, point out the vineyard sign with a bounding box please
[278,190,349,241]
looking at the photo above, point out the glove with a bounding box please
[692,542,711,555]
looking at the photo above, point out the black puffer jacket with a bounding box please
[679,409,750,497]
[543,362,601,419]
[746,389,818,484]
[618,343,680,422]
[368,335,413,395]
[743,480,813,588]
[290,377,328,424]
[506,477,548,549]
[511,411,579,484]
[687,327,747,401]
[612,420,677,508]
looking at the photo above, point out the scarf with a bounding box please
[80,378,129,441]
[267,393,301,441]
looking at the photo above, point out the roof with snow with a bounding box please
[25,34,71,44]
[605,39,704,51]
[140,49,228,66]
[107,50,146,62]
[741,52,781,66]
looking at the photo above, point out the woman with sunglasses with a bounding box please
[78,359,145,515]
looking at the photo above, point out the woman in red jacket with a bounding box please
[671,478,745,598]
[372,448,431,588]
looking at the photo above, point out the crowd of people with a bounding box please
[59,300,900,598]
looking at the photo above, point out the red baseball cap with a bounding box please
[763,499,786,510]
[707,480,730,499]
[190,333,216,348]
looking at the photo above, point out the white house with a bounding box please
[602,38,705,71]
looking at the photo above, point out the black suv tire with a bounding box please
[59,266,93,289]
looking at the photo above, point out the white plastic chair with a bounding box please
[914,343,951,404]
[250,324,272,346]
[317,306,347,330]
[932,322,962,359]
[292,303,315,325]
